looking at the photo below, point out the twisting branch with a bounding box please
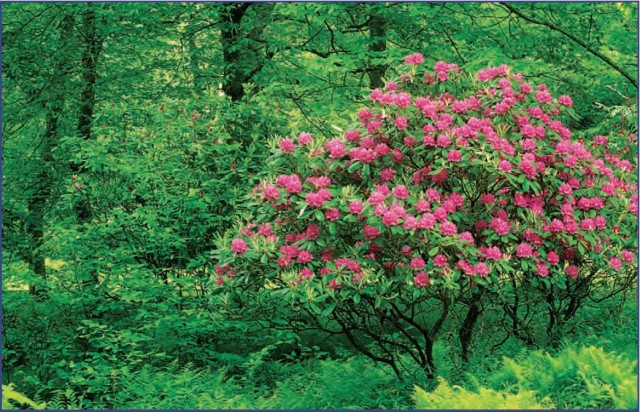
[499,3,637,88]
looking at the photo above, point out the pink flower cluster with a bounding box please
[224,52,637,298]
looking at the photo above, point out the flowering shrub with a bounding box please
[214,54,638,376]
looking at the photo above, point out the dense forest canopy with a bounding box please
[2,2,638,410]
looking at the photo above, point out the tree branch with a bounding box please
[500,3,637,88]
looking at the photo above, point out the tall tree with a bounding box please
[220,3,275,101]
[23,14,75,295]
[367,6,387,88]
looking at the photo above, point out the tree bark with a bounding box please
[367,8,387,89]
[220,3,274,101]
[459,302,482,362]
[73,7,103,224]
[26,15,74,295]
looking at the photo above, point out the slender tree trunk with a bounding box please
[73,6,103,202]
[220,3,251,102]
[423,337,437,379]
[220,3,274,102]
[26,15,74,295]
[459,302,482,362]
[367,8,387,89]
[73,6,104,288]
[188,30,206,94]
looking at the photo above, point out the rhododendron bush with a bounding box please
[213,54,638,376]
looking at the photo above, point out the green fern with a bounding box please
[413,379,554,410]
[2,384,46,410]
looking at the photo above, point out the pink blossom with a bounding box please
[298,133,313,145]
[306,224,321,240]
[434,207,448,222]
[579,218,596,231]
[403,215,419,230]
[498,160,512,173]
[521,139,536,151]
[382,210,399,226]
[279,139,295,152]
[440,221,458,236]
[404,53,425,65]
[447,150,462,162]
[393,185,409,199]
[299,268,313,280]
[318,188,331,200]
[363,225,380,240]
[419,213,437,229]
[594,216,606,230]
[622,251,635,264]
[394,116,408,130]
[609,257,623,270]
[475,262,490,277]
[433,254,448,268]
[484,246,502,260]
[432,169,448,184]
[558,183,573,196]
[413,272,430,287]
[565,265,579,279]
[298,250,313,264]
[460,231,475,245]
[349,201,364,214]
[258,223,272,237]
[415,199,431,212]
[325,208,340,221]
[519,160,537,179]
[490,217,511,236]
[436,134,451,148]
[557,95,573,107]
[326,139,346,158]
[345,130,361,142]
[563,155,577,168]
[306,192,325,208]
[516,243,533,258]
[368,191,386,205]
[549,219,565,233]
[263,184,280,201]
[535,90,553,104]
[410,257,426,270]
[231,238,248,254]
[536,262,549,277]
[328,278,342,290]
[547,251,560,265]
[276,174,302,194]
[426,189,441,202]
[481,194,495,205]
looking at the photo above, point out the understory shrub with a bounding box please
[214,53,638,376]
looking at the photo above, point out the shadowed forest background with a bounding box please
[2,2,639,409]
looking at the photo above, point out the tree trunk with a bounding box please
[220,3,251,101]
[188,12,207,95]
[367,8,387,89]
[73,7,103,222]
[74,7,104,290]
[423,337,437,379]
[26,15,74,295]
[220,3,274,102]
[459,302,482,362]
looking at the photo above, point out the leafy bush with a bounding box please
[214,53,638,375]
